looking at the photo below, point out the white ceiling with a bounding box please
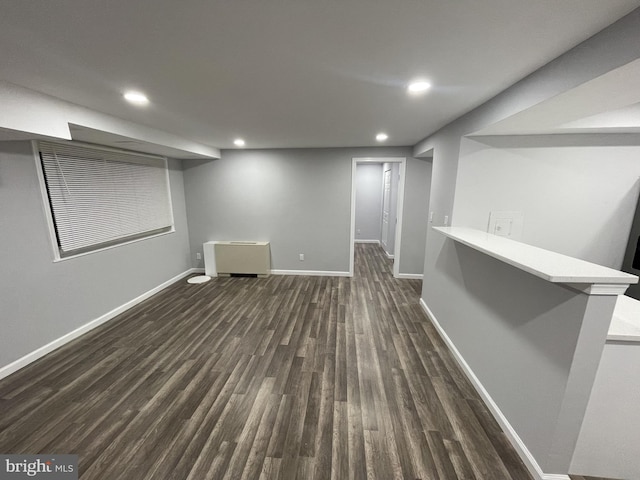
[1,1,639,149]
[558,103,640,133]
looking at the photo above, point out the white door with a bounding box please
[381,169,391,249]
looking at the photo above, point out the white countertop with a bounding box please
[609,295,640,342]
[433,227,638,285]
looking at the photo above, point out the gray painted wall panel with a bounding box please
[183,147,416,273]
[0,141,192,370]
[399,158,431,275]
[428,236,590,467]
[454,137,640,270]
[355,163,383,241]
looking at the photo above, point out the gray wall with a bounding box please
[414,9,640,475]
[183,147,414,273]
[428,235,613,473]
[0,141,192,370]
[355,163,383,241]
[399,158,431,275]
[454,136,640,270]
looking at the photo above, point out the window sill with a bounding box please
[52,228,176,262]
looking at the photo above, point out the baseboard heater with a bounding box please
[204,241,270,277]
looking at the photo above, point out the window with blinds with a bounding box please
[38,141,174,258]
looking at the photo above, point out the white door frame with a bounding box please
[381,167,392,252]
[349,157,406,277]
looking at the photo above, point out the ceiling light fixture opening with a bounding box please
[376,133,388,142]
[123,91,149,106]
[407,80,432,95]
[234,138,246,147]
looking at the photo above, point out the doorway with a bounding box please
[349,157,406,277]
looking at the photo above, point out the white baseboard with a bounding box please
[270,269,351,277]
[396,273,423,280]
[384,251,395,259]
[418,298,570,480]
[0,268,200,381]
[355,239,380,244]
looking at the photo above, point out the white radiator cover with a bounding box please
[206,241,271,276]
[203,241,218,277]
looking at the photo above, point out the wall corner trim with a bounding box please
[396,273,423,280]
[0,268,201,381]
[418,298,570,480]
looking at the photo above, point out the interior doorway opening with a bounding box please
[349,157,406,277]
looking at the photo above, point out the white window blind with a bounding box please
[39,141,174,257]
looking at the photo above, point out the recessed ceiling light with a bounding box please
[123,91,149,106]
[234,138,246,147]
[376,133,388,142]
[407,80,431,95]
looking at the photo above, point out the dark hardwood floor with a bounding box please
[0,244,549,479]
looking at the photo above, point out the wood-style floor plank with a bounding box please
[0,243,538,479]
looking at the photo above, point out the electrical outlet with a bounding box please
[299,253,305,261]
[444,215,449,226]
[429,211,434,223]
[196,252,201,260]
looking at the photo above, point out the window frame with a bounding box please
[33,140,175,262]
